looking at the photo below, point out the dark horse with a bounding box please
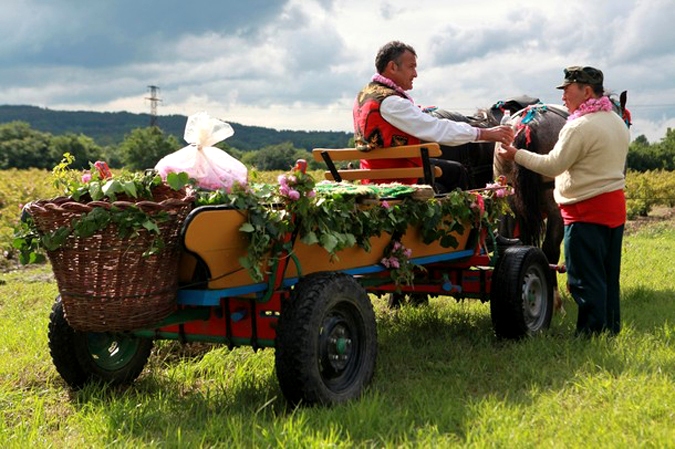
[431,93,629,311]
[428,96,540,189]
[430,98,568,310]
[493,104,569,261]
[494,94,629,310]
[494,104,570,311]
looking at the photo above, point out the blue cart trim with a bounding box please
[408,249,474,266]
[178,284,267,306]
[177,249,475,307]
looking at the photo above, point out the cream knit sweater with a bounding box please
[514,111,630,205]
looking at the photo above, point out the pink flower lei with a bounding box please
[568,96,614,121]
[371,73,414,103]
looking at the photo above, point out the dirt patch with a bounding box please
[625,205,675,235]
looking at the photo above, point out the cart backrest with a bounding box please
[311,143,442,185]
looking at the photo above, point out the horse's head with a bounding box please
[488,95,542,126]
[493,103,564,179]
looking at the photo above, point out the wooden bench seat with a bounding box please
[311,143,442,185]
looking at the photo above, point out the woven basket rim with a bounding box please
[26,190,195,215]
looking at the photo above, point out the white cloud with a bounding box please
[0,0,673,142]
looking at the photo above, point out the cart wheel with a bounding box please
[48,296,153,389]
[275,272,377,406]
[490,246,553,339]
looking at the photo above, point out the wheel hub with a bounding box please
[321,317,353,373]
[522,271,544,325]
[87,333,141,371]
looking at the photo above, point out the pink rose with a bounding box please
[288,189,300,201]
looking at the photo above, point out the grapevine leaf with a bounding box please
[166,172,190,190]
[240,223,255,233]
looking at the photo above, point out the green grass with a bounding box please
[2,223,675,447]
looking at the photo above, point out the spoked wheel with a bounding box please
[48,296,153,388]
[490,246,553,339]
[275,272,377,406]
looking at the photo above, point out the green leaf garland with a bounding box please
[195,168,514,286]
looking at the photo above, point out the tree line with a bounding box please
[626,129,675,171]
[0,105,352,151]
[0,121,343,172]
[0,119,674,173]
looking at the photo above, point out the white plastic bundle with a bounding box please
[155,111,247,190]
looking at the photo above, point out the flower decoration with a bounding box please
[94,160,113,180]
[485,175,513,199]
[195,168,512,285]
[277,160,316,203]
[381,241,421,288]
[479,175,515,225]
[471,193,485,219]
[13,153,192,263]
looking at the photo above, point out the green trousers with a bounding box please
[564,222,624,336]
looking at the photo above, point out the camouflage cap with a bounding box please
[556,66,604,89]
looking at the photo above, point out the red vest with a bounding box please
[353,82,421,184]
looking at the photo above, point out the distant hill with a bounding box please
[0,105,352,151]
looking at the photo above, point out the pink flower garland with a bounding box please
[372,73,414,103]
[568,96,614,121]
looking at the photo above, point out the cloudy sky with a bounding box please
[2,0,674,143]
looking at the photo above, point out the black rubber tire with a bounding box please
[490,246,553,339]
[275,272,377,406]
[48,296,154,389]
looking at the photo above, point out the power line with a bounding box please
[627,104,675,109]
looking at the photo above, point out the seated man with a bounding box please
[354,41,514,192]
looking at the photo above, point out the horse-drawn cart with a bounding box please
[44,144,554,406]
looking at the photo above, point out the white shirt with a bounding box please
[381,95,480,146]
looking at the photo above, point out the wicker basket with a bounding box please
[26,187,194,332]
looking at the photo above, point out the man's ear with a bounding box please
[583,85,594,100]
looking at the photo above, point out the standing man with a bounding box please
[498,66,630,336]
[354,41,513,192]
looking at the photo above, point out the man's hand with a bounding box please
[479,125,514,145]
[497,142,518,161]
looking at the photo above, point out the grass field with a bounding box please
[1,166,675,447]
[1,205,675,447]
